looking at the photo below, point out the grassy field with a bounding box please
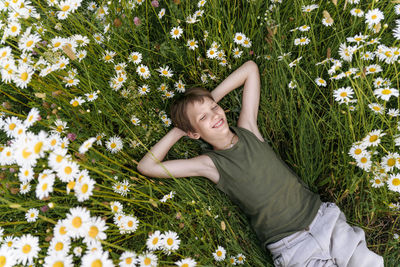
[0,0,399,266]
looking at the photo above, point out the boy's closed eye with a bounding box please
[200,105,219,120]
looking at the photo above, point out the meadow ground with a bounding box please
[0,0,399,266]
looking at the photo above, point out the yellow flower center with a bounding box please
[59,226,67,235]
[340,92,348,97]
[369,135,378,142]
[167,238,173,246]
[53,262,64,267]
[128,220,133,227]
[91,259,102,267]
[371,15,377,20]
[42,183,48,191]
[64,166,72,174]
[174,29,179,35]
[111,143,116,148]
[22,148,31,159]
[20,72,28,81]
[34,141,43,154]
[89,225,99,238]
[72,216,82,228]
[125,258,132,264]
[382,89,391,95]
[55,242,64,251]
[22,244,31,254]
[104,55,111,61]
[62,5,70,12]
[144,258,151,265]
[9,123,16,130]
[72,101,79,107]
[361,157,367,163]
[26,40,33,47]
[217,251,222,257]
[81,184,89,193]
[392,178,400,186]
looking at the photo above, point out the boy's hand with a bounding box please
[173,126,187,137]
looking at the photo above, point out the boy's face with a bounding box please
[186,97,229,140]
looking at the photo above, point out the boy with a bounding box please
[137,60,384,266]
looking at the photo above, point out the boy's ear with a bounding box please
[187,131,201,140]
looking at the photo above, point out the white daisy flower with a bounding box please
[206,47,218,59]
[175,257,197,267]
[14,234,40,265]
[119,251,139,267]
[161,231,180,254]
[298,25,310,32]
[294,37,310,46]
[369,175,385,188]
[355,152,372,171]
[53,219,70,239]
[128,51,142,64]
[138,84,150,95]
[187,39,198,50]
[74,176,95,202]
[365,8,384,27]
[158,8,166,19]
[338,43,357,62]
[381,152,400,172]
[232,47,243,58]
[85,91,98,102]
[44,253,74,267]
[36,176,55,200]
[56,159,80,183]
[212,245,226,261]
[174,80,185,93]
[110,201,123,213]
[374,87,399,101]
[388,108,400,117]
[333,86,354,104]
[315,77,327,87]
[20,182,31,194]
[362,129,386,147]
[236,253,246,264]
[301,4,319,12]
[365,64,382,75]
[25,208,39,222]
[170,26,183,39]
[233,32,246,45]
[120,215,139,234]
[65,206,91,239]
[138,251,158,267]
[48,236,71,256]
[0,246,17,267]
[81,250,115,267]
[136,64,151,79]
[198,0,206,7]
[158,66,174,78]
[146,230,163,251]
[387,173,400,192]
[348,143,367,159]
[23,107,40,128]
[105,136,123,153]
[350,8,364,17]
[368,103,385,114]
[83,216,108,245]
[79,137,96,154]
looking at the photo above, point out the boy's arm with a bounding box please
[211,60,260,128]
[137,127,209,178]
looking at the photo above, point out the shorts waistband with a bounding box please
[267,202,336,253]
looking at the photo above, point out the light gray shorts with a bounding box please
[266,202,384,267]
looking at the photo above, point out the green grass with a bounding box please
[0,0,399,266]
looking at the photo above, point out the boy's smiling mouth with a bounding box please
[213,119,224,128]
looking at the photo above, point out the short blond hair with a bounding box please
[170,87,215,133]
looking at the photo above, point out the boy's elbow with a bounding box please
[137,162,147,176]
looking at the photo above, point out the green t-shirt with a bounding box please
[201,126,321,247]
